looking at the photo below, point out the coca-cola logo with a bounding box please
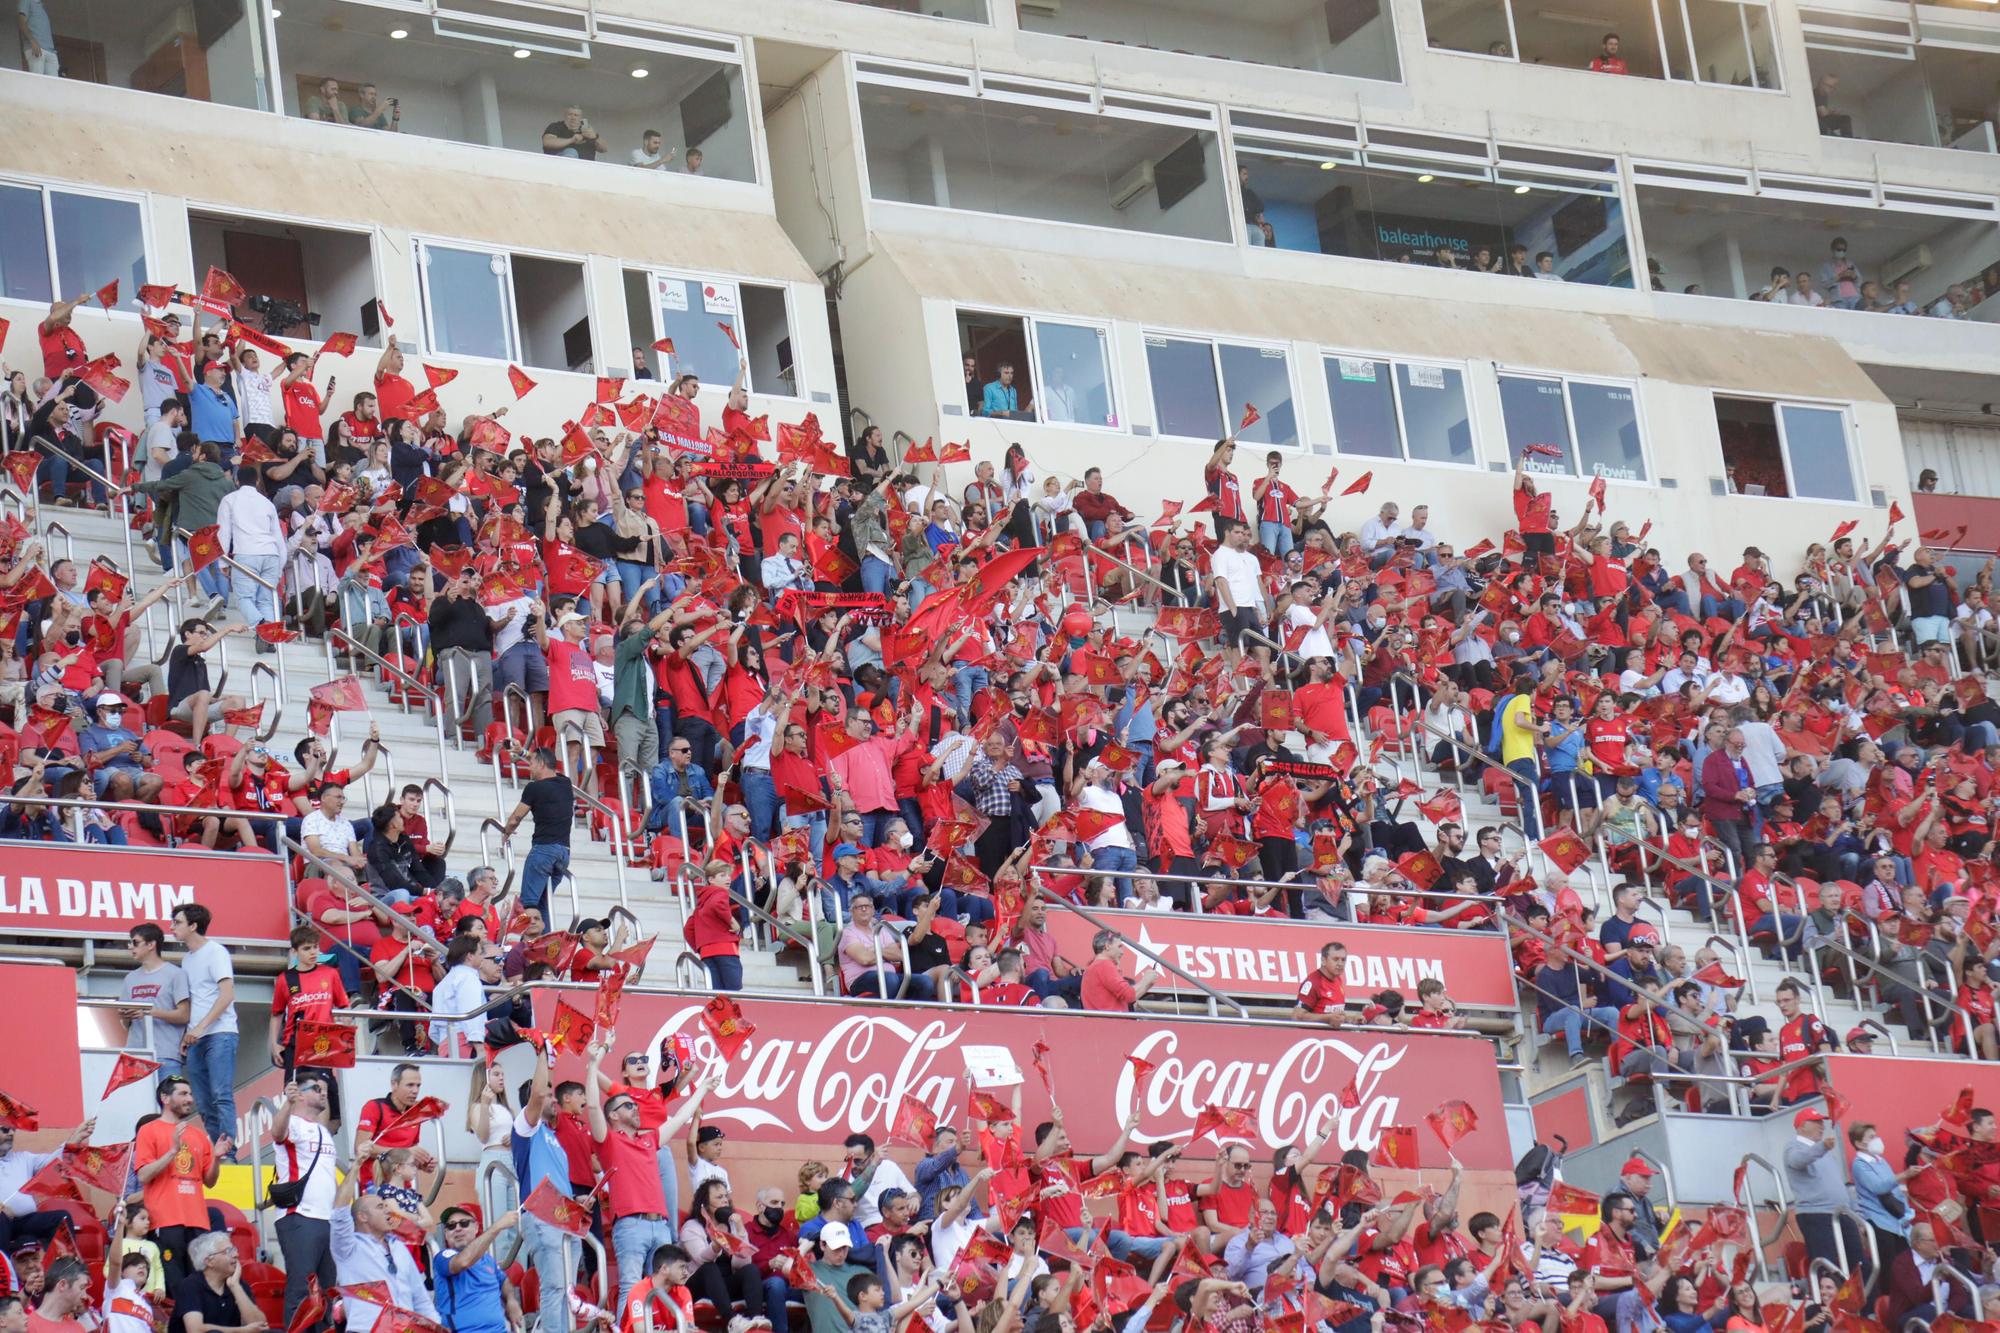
[642,1007,1404,1153]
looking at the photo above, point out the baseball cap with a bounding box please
[1844,1026,1874,1046]
[1793,1107,1824,1130]
[697,1125,726,1144]
[819,1221,853,1250]
[1627,926,1659,947]
[1619,1156,1655,1178]
[832,842,864,860]
[96,692,126,708]
[556,611,587,630]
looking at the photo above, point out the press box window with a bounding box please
[1499,373,1647,481]
[1713,396,1858,502]
[417,241,592,372]
[189,211,380,347]
[957,309,1119,428]
[1323,356,1474,466]
[1147,335,1297,447]
[627,270,796,396]
[0,181,148,307]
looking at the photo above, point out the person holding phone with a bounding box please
[542,106,605,160]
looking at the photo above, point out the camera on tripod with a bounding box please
[247,293,320,335]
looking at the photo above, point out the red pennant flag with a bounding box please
[376,299,395,329]
[701,995,756,1060]
[185,524,224,572]
[374,1095,449,1140]
[291,1021,358,1068]
[61,1141,132,1195]
[969,1091,1015,1123]
[82,560,128,604]
[94,279,120,310]
[1417,790,1463,825]
[422,364,458,390]
[3,451,42,494]
[549,999,595,1052]
[939,440,973,464]
[506,364,537,398]
[309,675,369,712]
[1371,1125,1419,1169]
[322,332,358,356]
[608,936,657,973]
[1341,470,1374,496]
[522,1178,592,1235]
[1887,500,1905,526]
[0,1090,39,1133]
[1126,1054,1158,1088]
[339,1283,392,1308]
[256,623,302,645]
[594,970,627,1031]
[1192,1104,1257,1143]
[201,266,248,308]
[1692,961,1745,989]
[285,1278,326,1333]
[74,355,133,403]
[1539,828,1592,875]
[401,389,440,417]
[137,283,176,308]
[1546,1181,1600,1215]
[1396,850,1444,890]
[222,700,270,729]
[1338,1077,1361,1110]
[904,437,937,463]
[652,336,676,355]
[888,1094,940,1150]
[717,321,740,349]
[1587,475,1608,511]
[1424,1099,1478,1151]
[1239,403,1261,431]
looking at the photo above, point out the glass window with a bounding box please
[1218,344,1297,448]
[0,184,53,305]
[1396,363,1474,465]
[1034,321,1117,428]
[655,275,742,390]
[1146,336,1224,440]
[420,243,512,362]
[51,192,147,308]
[1498,373,1573,473]
[1780,405,1857,501]
[1324,357,1400,459]
[1570,381,1645,481]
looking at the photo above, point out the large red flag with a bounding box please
[701,995,756,1060]
[522,1178,592,1235]
[1370,1125,1419,1169]
[292,1021,358,1069]
[887,1094,939,1150]
[1192,1104,1257,1144]
[1425,1099,1479,1152]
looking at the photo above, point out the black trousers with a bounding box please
[275,1213,336,1330]
[689,1258,765,1316]
[1798,1211,1869,1285]
[155,1222,200,1291]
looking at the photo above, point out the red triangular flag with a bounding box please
[521,1179,592,1235]
[102,1053,160,1098]
[888,1094,940,1150]
[423,364,458,389]
[322,332,358,356]
[652,337,676,355]
[1192,1104,1257,1143]
[1341,471,1374,496]
[1424,1099,1479,1151]
[717,321,740,350]
[94,280,120,310]
[284,1278,326,1333]
[0,1090,40,1131]
[701,994,756,1060]
[1371,1125,1419,1169]
[1239,403,1261,431]
[549,999,595,1052]
[292,1021,358,1068]
[507,365,537,398]
[593,969,626,1031]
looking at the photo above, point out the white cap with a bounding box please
[819,1221,853,1250]
[97,692,127,708]
[556,611,587,630]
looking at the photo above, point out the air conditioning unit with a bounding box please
[1019,0,1061,16]
[1110,159,1156,210]
[1883,242,1933,288]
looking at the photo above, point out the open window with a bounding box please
[954,308,1119,428]
[624,269,797,396]
[416,239,591,371]
[0,179,148,307]
[27,0,273,111]
[1322,354,1475,465]
[1713,396,1859,501]
[189,210,379,346]
[1146,334,1297,447]
[1498,372,1646,480]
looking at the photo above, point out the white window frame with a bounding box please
[0,173,153,320]
[413,235,596,372]
[1711,391,1867,505]
[183,199,385,354]
[644,265,803,399]
[952,305,1124,433]
[1143,330,1302,449]
[1495,368,1651,483]
[1321,350,1481,470]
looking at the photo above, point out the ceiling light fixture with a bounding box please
[1319,160,1337,170]
[1514,183,1532,193]
[1418,173,1434,182]
[513,47,531,57]
[630,65,649,77]
[389,26,408,37]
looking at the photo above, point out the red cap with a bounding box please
[1793,1107,1825,1130]
[1619,1156,1655,1178]
[1844,1027,1874,1046]
[1626,925,1661,945]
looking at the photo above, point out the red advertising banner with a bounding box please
[0,961,84,1128]
[553,991,1513,1170]
[1044,910,1518,1010]
[0,846,291,944]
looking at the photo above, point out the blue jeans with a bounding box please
[1259,521,1294,557]
[952,666,989,727]
[1542,1006,1620,1058]
[1088,844,1137,898]
[705,955,743,991]
[1700,595,1746,621]
[1751,912,1807,960]
[761,1277,792,1333]
[85,824,129,845]
[231,551,283,628]
[850,970,936,1000]
[187,1030,239,1150]
[858,809,893,847]
[522,843,571,916]
[906,579,932,612]
[614,559,651,604]
[1027,969,1085,1005]
[1508,759,1542,836]
[39,450,107,506]
[520,1213,577,1333]
[178,539,230,599]
[686,502,712,538]
[1966,722,2000,751]
[741,767,779,842]
[861,555,894,597]
[611,1215,676,1310]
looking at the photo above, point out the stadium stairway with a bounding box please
[44,504,817,996]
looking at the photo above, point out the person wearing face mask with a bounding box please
[1847,1120,1914,1269]
[1820,238,1863,309]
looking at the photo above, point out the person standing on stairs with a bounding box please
[503,746,574,920]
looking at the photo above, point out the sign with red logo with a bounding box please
[1043,910,1518,1010]
[560,992,1513,1169]
[0,846,290,944]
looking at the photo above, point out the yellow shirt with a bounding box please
[1500,694,1538,766]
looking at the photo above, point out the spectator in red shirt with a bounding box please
[1293,941,1349,1027]
[269,925,351,1121]
[1079,931,1158,1012]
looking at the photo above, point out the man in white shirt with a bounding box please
[301,785,369,882]
[1208,521,1268,663]
[842,1132,916,1228]
[215,465,288,644]
[429,935,501,1058]
[1357,502,1403,567]
[269,1073,340,1332]
[1073,758,1137,896]
[141,400,187,482]
[758,532,813,600]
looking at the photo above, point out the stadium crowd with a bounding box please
[2,263,2000,1333]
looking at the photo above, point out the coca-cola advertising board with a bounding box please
[554,990,1512,1170]
[0,845,290,944]
[1042,910,1518,1009]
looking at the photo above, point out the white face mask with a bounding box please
[1865,1136,1885,1155]
[896,832,913,849]
[1503,630,1521,644]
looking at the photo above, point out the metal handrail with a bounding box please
[246,659,283,741]
[0,789,289,848]
[175,526,281,594]
[1797,928,1976,1057]
[1028,891,1250,1019]
[478,818,523,905]
[569,783,632,910]
[477,1158,526,1269]
[326,626,453,759]
[1735,1152,1788,1284]
[420,776,458,859]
